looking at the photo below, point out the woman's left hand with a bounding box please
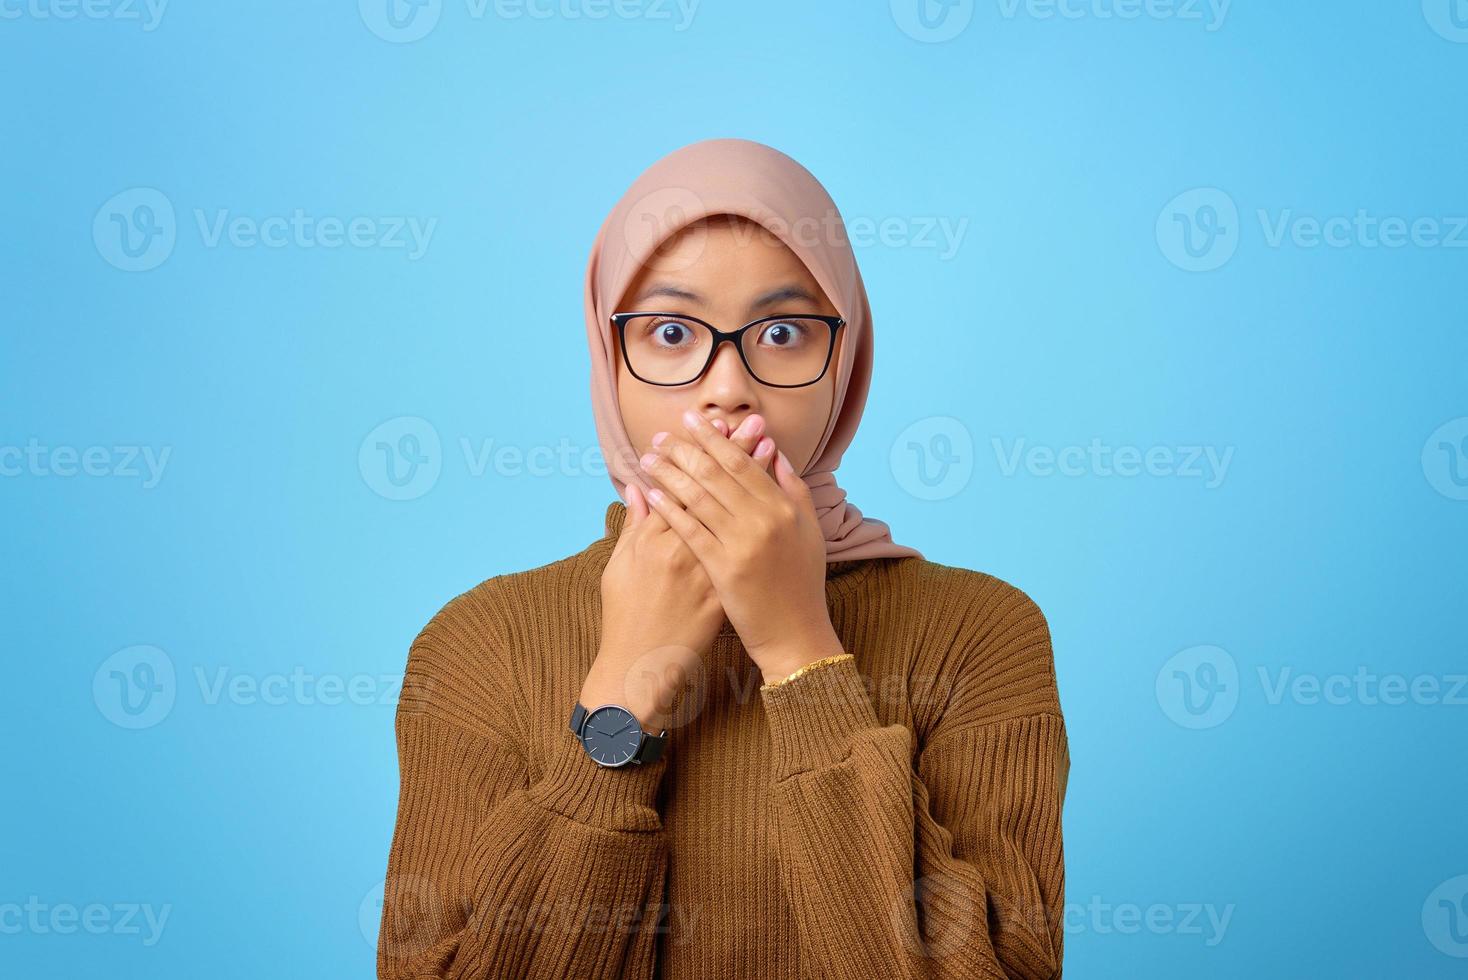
[638,408,846,683]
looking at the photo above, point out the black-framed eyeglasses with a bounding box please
[611,311,845,388]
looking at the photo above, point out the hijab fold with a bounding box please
[584,137,924,562]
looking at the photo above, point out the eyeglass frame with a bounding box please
[610,311,846,389]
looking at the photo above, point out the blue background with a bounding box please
[4,1,1466,976]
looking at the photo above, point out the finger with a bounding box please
[640,438,737,537]
[625,481,649,524]
[773,448,813,507]
[623,480,674,543]
[645,486,721,568]
[727,415,775,474]
[680,409,780,504]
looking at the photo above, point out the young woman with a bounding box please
[377,138,1069,980]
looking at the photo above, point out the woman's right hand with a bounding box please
[580,416,774,734]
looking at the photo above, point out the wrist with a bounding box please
[756,628,847,685]
[580,660,676,733]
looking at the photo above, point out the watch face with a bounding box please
[579,705,642,767]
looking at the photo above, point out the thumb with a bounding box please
[624,481,650,525]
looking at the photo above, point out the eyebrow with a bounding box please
[632,282,820,311]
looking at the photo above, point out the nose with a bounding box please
[696,338,756,417]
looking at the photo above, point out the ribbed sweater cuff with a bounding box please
[759,654,882,780]
[527,727,670,833]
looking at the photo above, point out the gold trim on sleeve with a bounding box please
[760,653,854,691]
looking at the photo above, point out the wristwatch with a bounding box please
[569,701,668,768]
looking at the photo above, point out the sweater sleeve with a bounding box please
[758,584,1068,980]
[376,594,672,980]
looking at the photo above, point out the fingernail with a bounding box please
[648,488,663,504]
[651,431,668,447]
[640,452,657,469]
[754,437,773,458]
[682,409,702,429]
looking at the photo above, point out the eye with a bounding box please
[756,319,813,349]
[642,317,700,349]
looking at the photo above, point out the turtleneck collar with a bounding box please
[600,500,869,579]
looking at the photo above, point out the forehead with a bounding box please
[623,214,826,308]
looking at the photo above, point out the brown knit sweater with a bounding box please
[377,500,1069,980]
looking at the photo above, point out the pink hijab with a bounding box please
[584,137,924,563]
